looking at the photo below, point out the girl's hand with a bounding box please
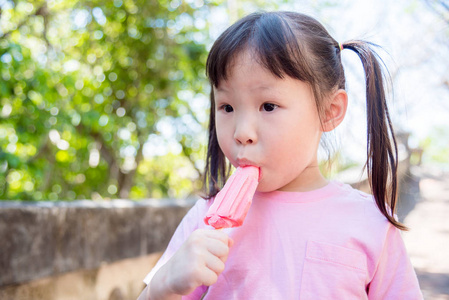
[149,229,233,299]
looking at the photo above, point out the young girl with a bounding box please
[139,11,422,299]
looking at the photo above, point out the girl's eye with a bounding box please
[220,104,234,113]
[262,103,278,112]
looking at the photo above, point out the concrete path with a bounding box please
[400,164,449,300]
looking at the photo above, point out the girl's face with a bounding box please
[214,51,327,192]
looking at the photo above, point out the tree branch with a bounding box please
[75,122,120,188]
[179,138,203,179]
[118,135,144,199]
[27,135,50,164]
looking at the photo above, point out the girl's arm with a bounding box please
[367,224,422,299]
[137,276,182,300]
[139,229,233,300]
[137,285,172,300]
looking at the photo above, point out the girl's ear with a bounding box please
[322,89,348,132]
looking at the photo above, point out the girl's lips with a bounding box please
[236,159,262,182]
[236,158,257,167]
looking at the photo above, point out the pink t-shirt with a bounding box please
[143,181,422,299]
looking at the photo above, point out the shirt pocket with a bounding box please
[300,240,367,300]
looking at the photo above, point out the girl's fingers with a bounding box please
[205,254,226,275]
[199,267,219,287]
[203,229,231,245]
[206,238,229,259]
[208,230,234,247]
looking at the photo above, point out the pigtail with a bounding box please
[343,41,408,231]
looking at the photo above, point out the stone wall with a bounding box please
[0,198,196,300]
[0,253,163,300]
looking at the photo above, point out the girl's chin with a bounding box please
[255,179,281,193]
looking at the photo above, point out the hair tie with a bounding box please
[338,42,344,51]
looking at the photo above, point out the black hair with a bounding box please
[203,11,406,231]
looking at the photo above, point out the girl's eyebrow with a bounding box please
[215,86,228,93]
[215,84,275,93]
[251,85,273,91]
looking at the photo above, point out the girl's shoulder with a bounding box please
[329,180,395,227]
[179,197,216,231]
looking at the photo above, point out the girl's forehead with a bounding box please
[225,50,259,73]
[215,69,278,92]
[217,51,279,86]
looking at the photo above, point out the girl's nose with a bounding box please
[234,118,257,145]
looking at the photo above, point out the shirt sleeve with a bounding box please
[367,224,423,299]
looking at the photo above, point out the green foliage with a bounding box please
[419,126,449,165]
[0,0,220,200]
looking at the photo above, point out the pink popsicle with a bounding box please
[204,166,260,229]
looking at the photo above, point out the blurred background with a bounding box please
[0,0,448,299]
[1,0,448,202]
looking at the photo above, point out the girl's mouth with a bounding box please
[236,158,258,167]
[236,159,262,182]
